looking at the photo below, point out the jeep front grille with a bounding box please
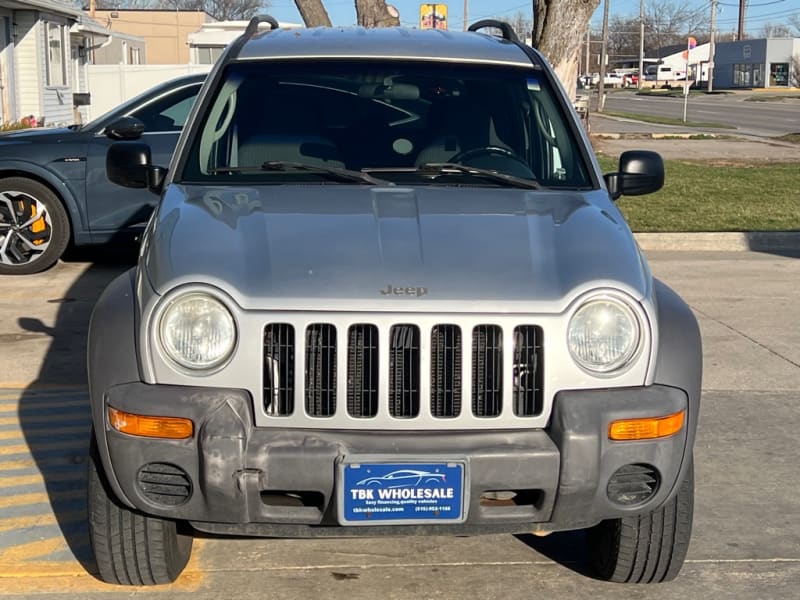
[431,325,462,418]
[262,319,543,427]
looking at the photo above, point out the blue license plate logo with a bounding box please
[342,462,464,523]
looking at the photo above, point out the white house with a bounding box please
[0,0,111,126]
[188,20,303,65]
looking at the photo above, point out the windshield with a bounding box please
[181,60,591,188]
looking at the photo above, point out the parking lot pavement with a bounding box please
[0,250,798,598]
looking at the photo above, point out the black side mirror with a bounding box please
[604,150,665,201]
[105,116,145,141]
[107,141,165,194]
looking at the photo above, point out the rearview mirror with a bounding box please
[105,116,145,141]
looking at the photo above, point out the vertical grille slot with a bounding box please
[430,325,462,418]
[389,325,421,418]
[513,326,544,417]
[472,325,503,417]
[347,324,379,418]
[305,324,337,417]
[263,324,295,416]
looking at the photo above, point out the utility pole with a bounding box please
[597,0,610,112]
[708,0,717,92]
[638,0,645,90]
[586,29,590,76]
[737,0,746,40]
[463,0,468,31]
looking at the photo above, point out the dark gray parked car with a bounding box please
[0,73,204,274]
[89,17,701,586]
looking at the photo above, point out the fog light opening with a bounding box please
[607,464,660,506]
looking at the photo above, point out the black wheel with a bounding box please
[87,435,193,585]
[586,459,694,583]
[0,177,70,275]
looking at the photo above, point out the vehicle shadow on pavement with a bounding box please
[16,244,137,575]
[514,531,596,578]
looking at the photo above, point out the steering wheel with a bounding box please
[450,145,522,164]
[449,146,535,179]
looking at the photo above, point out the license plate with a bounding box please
[339,461,465,525]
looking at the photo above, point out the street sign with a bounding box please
[420,4,448,29]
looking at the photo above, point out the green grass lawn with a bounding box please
[596,154,800,232]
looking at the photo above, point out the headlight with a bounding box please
[567,297,641,373]
[159,292,236,371]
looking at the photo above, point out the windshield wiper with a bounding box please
[416,163,540,189]
[209,161,392,186]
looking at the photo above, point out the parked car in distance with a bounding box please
[602,72,624,87]
[90,15,701,587]
[0,73,204,275]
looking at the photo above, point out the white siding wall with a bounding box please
[41,18,72,126]
[13,11,40,121]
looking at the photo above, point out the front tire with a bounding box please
[87,436,193,585]
[0,177,70,275]
[586,459,694,583]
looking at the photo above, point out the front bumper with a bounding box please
[95,382,692,536]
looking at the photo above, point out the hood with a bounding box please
[0,126,77,143]
[144,184,648,313]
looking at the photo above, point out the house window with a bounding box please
[129,46,141,65]
[46,22,66,87]
[196,46,224,65]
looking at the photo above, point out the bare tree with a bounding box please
[354,0,399,27]
[533,0,601,99]
[644,1,709,52]
[293,0,331,27]
[758,22,793,38]
[93,0,268,21]
[791,54,800,88]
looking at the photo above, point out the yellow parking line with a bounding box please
[0,414,90,427]
[0,459,36,471]
[0,489,84,509]
[0,510,84,534]
[0,470,84,489]
[0,439,87,456]
[0,539,205,593]
[0,537,66,563]
[0,423,91,440]
[0,399,87,411]
[0,425,89,442]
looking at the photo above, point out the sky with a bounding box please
[263,0,800,35]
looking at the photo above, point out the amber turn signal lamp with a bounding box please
[108,406,193,439]
[608,410,685,441]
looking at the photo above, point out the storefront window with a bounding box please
[770,63,788,86]
[733,63,752,87]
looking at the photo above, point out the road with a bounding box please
[0,250,799,598]
[600,90,800,137]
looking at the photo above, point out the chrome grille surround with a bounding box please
[256,314,551,429]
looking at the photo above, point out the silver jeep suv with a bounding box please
[90,16,701,586]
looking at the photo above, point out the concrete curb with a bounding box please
[633,231,800,252]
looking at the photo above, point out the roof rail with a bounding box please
[244,14,280,38]
[467,20,519,43]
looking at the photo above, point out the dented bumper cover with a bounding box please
[95,381,692,537]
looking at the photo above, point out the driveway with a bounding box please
[0,249,798,598]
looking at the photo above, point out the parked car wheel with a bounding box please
[585,458,694,583]
[88,435,193,585]
[0,177,70,275]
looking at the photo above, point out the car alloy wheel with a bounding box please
[0,178,69,275]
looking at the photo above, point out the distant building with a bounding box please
[88,9,214,64]
[712,38,800,88]
[188,20,303,65]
